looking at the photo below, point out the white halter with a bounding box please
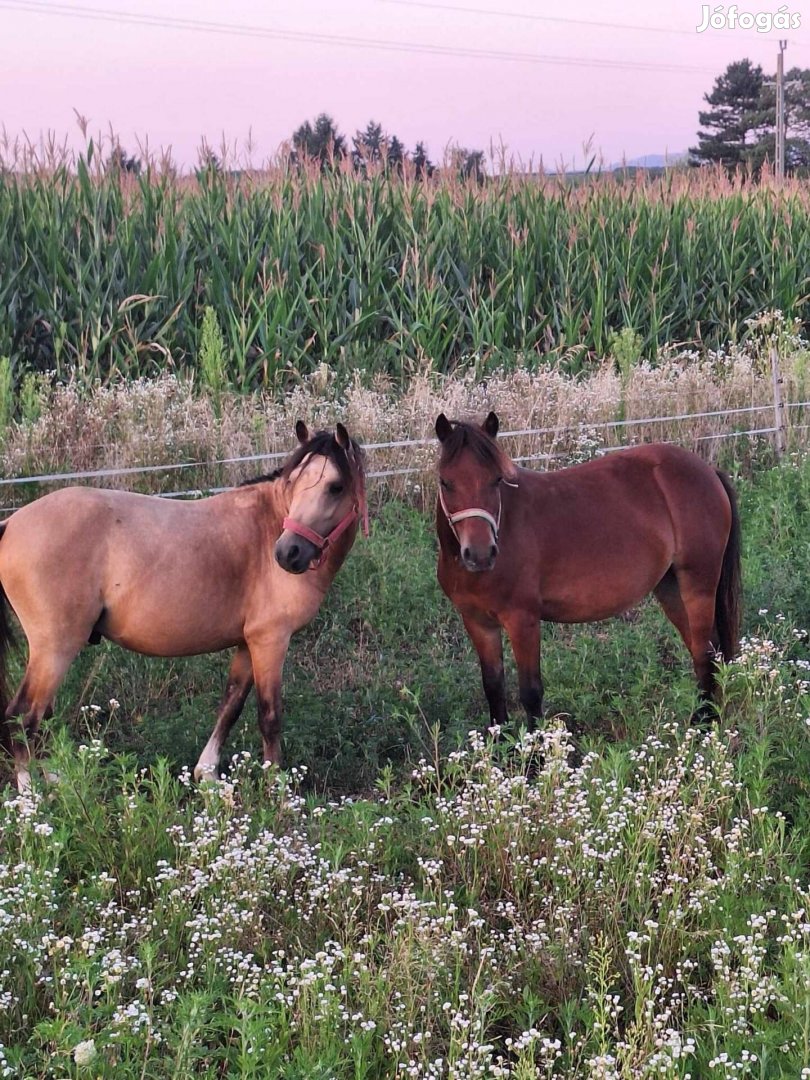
[438,478,518,545]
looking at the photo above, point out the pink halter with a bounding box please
[282,508,359,568]
[282,444,369,570]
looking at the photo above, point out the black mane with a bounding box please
[240,467,283,486]
[240,429,364,489]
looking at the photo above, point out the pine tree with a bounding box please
[388,135,406,171]
[106,144,141,175]
[413,141,434,179]
[450,146,486,183]
[352,122,409,174]
[690,59,764,168]
[352,121,386,170]
[291,114,346,168]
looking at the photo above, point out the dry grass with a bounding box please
[1,327,807,514]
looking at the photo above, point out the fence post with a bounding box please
[771,343,787,459]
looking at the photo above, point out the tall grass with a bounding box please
[5,399,810,1075]
[3,672,810,1076]
[2,138,810,387]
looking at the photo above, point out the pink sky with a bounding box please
[1,0,808,169]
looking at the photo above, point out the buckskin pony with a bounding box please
[0,421,367,790]
[434,412,741,732]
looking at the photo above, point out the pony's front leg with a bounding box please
[194,645,254,782]
[461,612,508,731]
[502,611,543,731]
[247,632,291,767]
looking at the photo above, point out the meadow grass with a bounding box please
[4,451,810,1076]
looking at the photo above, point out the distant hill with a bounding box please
[547,152,689,180]
[610,152,689,170]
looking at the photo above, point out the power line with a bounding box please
[0,0,716,74]
[383,0,711,36]
[380,0,810,48]
[0,0,714,72]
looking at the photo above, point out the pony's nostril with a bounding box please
[490,545,498,559]
[461,546,472,562]
[288,543,299,560]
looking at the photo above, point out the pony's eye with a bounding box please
[328,482,345,496]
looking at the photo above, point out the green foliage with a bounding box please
[750,66,810,173]
[2,691,810,1075]
[198,306,226,411]
[413,141,434,179]
[18,371,49,425]
[608,326,643,381]
[3,164,810,386]
[0,356,13,435]
[106,145,141,175]
[691,59,766,169]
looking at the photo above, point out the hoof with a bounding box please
[565,736,585,770]
[521,745,545,780]
[193,762,219,784]
[691,700,720,727]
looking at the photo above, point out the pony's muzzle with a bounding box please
[275,532,321,574]
[461,541,499,573]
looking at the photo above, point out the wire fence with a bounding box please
[0,401,790,488]
[0,394,802,516]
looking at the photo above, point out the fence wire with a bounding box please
[0,398,802,513]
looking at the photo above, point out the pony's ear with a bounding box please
[295,420,310,445]
[483,411,500,438]
[435,413,453,443]
[335,422,351,450]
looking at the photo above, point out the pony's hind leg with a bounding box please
[194,646,254,782]
[5,642,81,790]
[654,568,720,713]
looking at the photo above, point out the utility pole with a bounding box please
[776,39,788,181]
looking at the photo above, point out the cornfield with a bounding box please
[2,140,810,388]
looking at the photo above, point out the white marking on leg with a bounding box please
[194,734,221,783]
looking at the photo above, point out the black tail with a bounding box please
[714,470,742,661]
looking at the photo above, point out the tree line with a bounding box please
[691,58,810,172]
[107,65,809,181]
[103,116,484,180]
[290,114,485,180]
